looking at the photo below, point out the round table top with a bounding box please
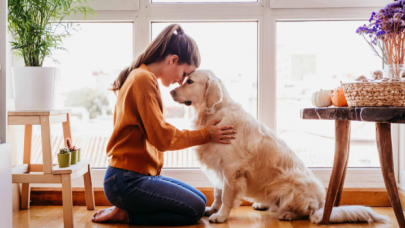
[301,107,405,123]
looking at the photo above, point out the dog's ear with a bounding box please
[205,78,223,110]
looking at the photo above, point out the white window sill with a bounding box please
[29,167,387,189]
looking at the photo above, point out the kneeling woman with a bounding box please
[92,24,236,226]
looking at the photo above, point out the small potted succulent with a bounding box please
[66,138,81,162]
[66,138,79,165]
[58,148,71,168]
[77,148,81,162]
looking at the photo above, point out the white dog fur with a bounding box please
[170,69,390,224]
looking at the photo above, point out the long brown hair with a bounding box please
[110,24,201,94]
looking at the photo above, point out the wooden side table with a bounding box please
[301,107,405,227]
[9,110,95,228]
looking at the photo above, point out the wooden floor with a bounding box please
[13,206,400,228]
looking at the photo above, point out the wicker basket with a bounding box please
[342,81,405,107]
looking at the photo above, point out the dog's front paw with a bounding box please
[204,207,218,217]
[309,210,322,224]
[269,205,279,212]
[209,213,228,223]
[252,202,269,211]
[278,211,297,221]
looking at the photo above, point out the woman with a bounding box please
[92,24,236,225]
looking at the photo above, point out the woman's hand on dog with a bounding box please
[206,118,236,144]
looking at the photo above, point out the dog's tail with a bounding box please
[309,206,389,224]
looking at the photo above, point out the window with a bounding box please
[35,23,134,168]
[276,21,382,168]
[18,1,396,188]
[152,0,257,3]
[152,22,258,167]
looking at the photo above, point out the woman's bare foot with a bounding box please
[92,206,129,223]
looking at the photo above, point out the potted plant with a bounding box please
[77,148,81,162]
[57,148,71,168]
[8,0,95,110]
[66,138,79,164]
[356,0,405,80]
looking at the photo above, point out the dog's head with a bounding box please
[170,70,223,110]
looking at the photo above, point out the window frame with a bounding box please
[40,0,402,190]
[85,0,140,10]
[269,0,392,9]
[147,0,264,8]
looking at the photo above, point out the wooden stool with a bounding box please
[301,107,405,228]
[9,110,95,228]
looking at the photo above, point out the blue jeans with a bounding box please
[103,166,207,226]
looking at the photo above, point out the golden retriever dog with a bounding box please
[170,70,389,224]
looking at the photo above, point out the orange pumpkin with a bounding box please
[331,87,348,107]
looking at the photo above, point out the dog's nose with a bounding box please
[170,90,176,97]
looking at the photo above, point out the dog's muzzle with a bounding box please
[170,90,192,106]
[170,90,176,97]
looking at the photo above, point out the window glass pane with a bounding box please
[153,0,257,2]
[277,21,381,168]
[152,22,258,168]
[36,23,133,168]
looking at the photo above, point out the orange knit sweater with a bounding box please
[106,64,210,175]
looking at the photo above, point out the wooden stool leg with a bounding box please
[376,123,405,228]
[21,125,33,210]
[321,120,351,224]
[62,174,74,228]
[83,164,95,210]
[40,116,53,174]
[20,184,30,210]
[334,127,351,207]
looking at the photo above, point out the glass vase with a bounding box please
[384,64,405,81]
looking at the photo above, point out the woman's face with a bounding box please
[160,55,197,87]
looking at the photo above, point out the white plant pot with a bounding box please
[13,67,58,111]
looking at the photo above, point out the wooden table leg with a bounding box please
[321,120,351,224]
[376,123,405,228]
[334,126,351,207]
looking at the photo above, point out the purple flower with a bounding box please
[356,26,370,34]
[394,13,404,19]
[385,2,402,9]
[386,11,395,18]
[357,0,405,65]
[369,12,376,22]
[377,12,386,20]
[377,30,386,37]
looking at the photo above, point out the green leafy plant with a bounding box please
[8,0,96,66]
[59,147,70,154]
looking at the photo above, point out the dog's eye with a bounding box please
[187,79,194,84]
